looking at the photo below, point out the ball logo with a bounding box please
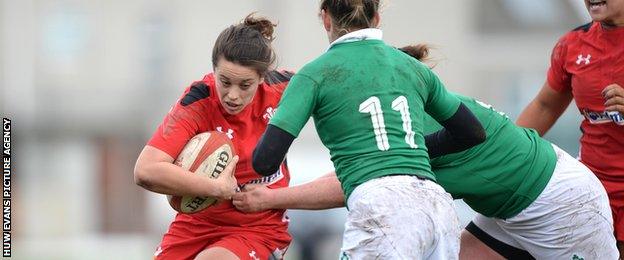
[168,132,236,214]
[210,151,230,178]
[184,196,209,212]
[179,144,232,213]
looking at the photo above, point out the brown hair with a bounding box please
[212,13,277,75]
[398,44,431,63]
[320,0,380,35]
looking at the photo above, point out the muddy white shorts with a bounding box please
[468,144,618,259]
[340,175,460,260]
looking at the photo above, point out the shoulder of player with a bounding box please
[559,22,596,42]
[292,54,348,87]
[571,21,594,33]
[259,69,294,97]
[550,22,598,54]
[264,70,294,85]
[178,73,216,107]
[302,50,341,73]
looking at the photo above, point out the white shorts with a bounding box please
[340,175,460,260]
[469,144,618,259]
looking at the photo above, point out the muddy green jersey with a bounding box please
[425,94,556,219]
[270,39,461,200]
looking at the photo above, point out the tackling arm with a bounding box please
[232,171,345,212]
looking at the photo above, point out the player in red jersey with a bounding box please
[517,0,624,256]
[134,14,293,260]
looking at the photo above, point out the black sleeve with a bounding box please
[252,125,295,176]
[425,103,486,158]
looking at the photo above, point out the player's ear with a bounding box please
[372,11,381,28]
[321,9,332,32]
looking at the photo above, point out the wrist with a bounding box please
[200,178,223,198]
[266,187,283,209]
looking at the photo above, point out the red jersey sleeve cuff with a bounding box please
[546,69,569,93]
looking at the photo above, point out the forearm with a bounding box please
[135,162,222,197]
[269,172,345,210]
[425,103,486,158]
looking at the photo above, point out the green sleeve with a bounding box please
[424,68,461,122]
[269,73,318,137]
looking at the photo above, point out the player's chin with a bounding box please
[223,104,243,115]
[224,109,241,115]
[586,5,610,20]
[589,12,609,22]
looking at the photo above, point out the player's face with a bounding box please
[214,58,263,115]
[585,0,624,25]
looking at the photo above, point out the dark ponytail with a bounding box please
[320,0,380,34]
[398,44,431,62]
[212,13,277,75]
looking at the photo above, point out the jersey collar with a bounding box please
[327,28,383,51]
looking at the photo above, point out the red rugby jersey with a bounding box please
[148,70,294,230]
[547,22,624,178]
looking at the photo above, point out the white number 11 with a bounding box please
[359,96,418,151]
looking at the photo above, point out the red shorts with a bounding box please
[598,177,624,241]
[154,217,291,260]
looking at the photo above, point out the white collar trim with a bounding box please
[327,28,383,51]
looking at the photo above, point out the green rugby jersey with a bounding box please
[270,32,461,201]
[426,94,556,219]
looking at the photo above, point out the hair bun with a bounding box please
[244,13,276,41]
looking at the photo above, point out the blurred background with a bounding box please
[1,0,590,259]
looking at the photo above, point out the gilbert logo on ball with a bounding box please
[167,131,236,214]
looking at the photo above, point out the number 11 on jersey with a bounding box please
[359,96,418,151]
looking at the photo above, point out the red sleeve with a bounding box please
[546,34,572,92]
[147,82,210,158]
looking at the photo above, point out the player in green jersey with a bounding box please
[251,1,486,259]
[426,96,616,260]
[236,45,618,259]
[240,95,617,259]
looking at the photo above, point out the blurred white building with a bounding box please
[1,0,588,259]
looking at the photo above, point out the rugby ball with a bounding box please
[167,131,235,214]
